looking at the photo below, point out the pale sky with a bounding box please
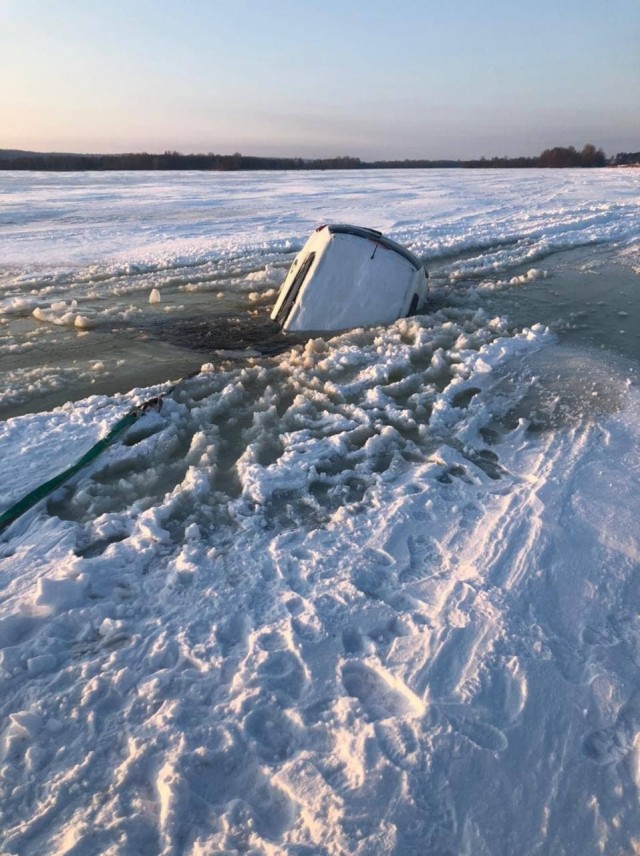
[1,0,639,159]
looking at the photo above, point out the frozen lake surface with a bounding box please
[1,169,639,854]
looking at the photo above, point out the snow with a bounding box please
[0,169,640,854]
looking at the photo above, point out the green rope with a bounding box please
[0,396,163,537]
[0,355,264,538]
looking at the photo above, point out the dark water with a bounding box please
[479,245,640,362]
[2,245,638,421]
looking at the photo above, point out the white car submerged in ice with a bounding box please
[271,224,428,332]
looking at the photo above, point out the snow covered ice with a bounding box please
[1,168,640,854]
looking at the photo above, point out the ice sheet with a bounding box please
[1,169,639,855]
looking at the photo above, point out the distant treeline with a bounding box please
[612,151,640,166]
[0,143,636,171]
[467,143,608,168]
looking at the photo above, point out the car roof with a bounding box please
[319,223,423,270]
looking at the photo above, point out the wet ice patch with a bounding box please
[2,169,639,416]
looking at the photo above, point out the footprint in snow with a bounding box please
[465,447,506,481]
[445,713,508,752]
[182,734,296,839]
[353,566,389,598]
[436,464,473,485]
[341,661,426,721]
[342,627,368,656]
[257,649,306,700]
[581,618,620,647]
[244,704,300,761]
[583,692,640,765]
[548,637,589,684]
[341,614,409,659]
[375,719,424,770]
[215,611,249,656]
[479,425,502,445]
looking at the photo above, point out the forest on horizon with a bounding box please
[1,143,638,171]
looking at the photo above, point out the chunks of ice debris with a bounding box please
[98,617,126,639]
[33,302,75,325]
[0,296,38,316]
[74,313,96,329]
[35,576,85,613]
[3,711,44,750]
[13,711,44,735]
[113,667,136,693]
[185,522,201,541]
[27,654,57,676]
[135,510,171,543]
[149,288,161,304]
[32,300,98,329]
